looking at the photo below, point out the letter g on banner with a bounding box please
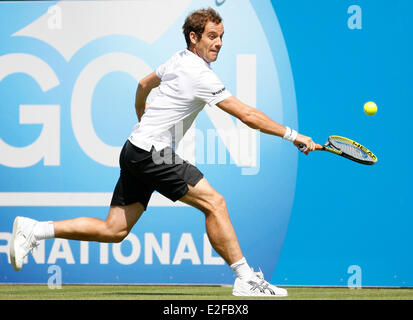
[0,53,60,168]
[71,52,152,167]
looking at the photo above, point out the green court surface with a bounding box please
[0,285,412,300]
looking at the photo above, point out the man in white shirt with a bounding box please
[10,8,316,297]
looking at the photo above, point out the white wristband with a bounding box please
[283,127,291,139]
[290,129,298,142]
[283,126,298,142]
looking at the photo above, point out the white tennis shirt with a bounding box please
[129,49,231,152]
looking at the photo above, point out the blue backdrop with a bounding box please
[0,0,411,287]
[271,0,413,287]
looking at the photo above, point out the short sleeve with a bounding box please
[195,69,232,106]
[155,61,167,79]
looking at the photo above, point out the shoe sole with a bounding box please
[10,216,22,271]
[232,290,288,297]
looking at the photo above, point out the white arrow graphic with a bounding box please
[12,0,192,61]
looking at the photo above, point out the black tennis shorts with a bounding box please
[111,140,204,210]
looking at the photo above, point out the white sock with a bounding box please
[33,221,55,240]
[230,257,254,280]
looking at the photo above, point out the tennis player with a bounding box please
[10,8,315,296]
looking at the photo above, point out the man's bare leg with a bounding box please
[10,202,144,271]
[53,202,145,242]
[179,177,243,266]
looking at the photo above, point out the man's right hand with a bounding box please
[294,134,316,155]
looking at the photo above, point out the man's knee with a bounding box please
[204,192,227,216]
[103,203,143,243]
[103,221,129,243]
[109,229,129,243]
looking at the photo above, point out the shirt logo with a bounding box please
[211,87,226,96]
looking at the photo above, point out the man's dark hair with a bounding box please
[182,8,222,48]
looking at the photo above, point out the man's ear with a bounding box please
[189,31,199,46]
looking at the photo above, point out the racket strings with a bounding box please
[329,138,372,161]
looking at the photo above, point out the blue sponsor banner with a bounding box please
[0,0,412,287]
[0,0,296,284]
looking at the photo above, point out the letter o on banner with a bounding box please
[71,52,153,167]
[112,233,141,265]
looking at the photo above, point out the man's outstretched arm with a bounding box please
[135,72,161,121]
[216,96,316,153]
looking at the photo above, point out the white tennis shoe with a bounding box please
[232,269,288,297]
[10,216,39,271]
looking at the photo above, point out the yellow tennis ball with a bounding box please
[364,101,377,115]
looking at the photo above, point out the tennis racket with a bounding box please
[298,135,378,165]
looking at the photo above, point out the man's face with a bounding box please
[191,21,224,63]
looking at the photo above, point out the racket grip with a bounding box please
[297,144,307,152]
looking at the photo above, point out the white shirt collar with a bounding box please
[184,49,211,68]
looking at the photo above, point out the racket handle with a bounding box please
[297,144,307,152]
[297,143,323,152]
